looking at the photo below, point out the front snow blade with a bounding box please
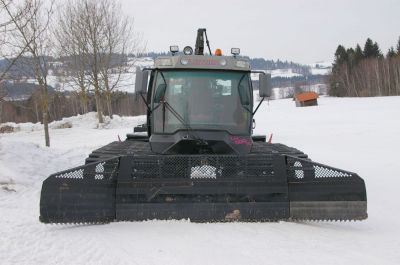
[39,157,120,223]
[286,155,367,221]
[39,154,367,223]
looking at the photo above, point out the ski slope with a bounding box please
[1,96,400,265]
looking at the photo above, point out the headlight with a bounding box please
[183,46,193,55]
[180,58,189,65]
[170,45,179,53]
[231,48,240,56]
[220,59,227,66]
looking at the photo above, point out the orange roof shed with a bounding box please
[295,92,319,102]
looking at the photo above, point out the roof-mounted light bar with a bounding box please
[231,48,240,57]
[170,45,179,56]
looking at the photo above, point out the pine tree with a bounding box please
[346,47,355,66]
[372,42,383,58]
[387,47,397,58]
[396,36,400,55]
[354,44,364,64]
[334,45,348,65]
[331,45,348,97]
[364,38,375,58]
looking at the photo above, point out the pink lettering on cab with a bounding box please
[230,136,251,146]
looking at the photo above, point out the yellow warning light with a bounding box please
[215,49,222,56]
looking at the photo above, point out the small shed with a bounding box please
[294,92,319,107]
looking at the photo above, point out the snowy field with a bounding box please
[1,96,400,265]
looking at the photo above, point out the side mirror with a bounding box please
[154,84,167,103]
[259,73,272,97]
[134,67,149,94]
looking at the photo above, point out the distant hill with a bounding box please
[1,54,330,100]
[1,81,55,101]
[140,52,311,73]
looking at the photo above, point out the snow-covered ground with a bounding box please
[251,68,303,80]
[310,67,331,75]
[271,83,328,99]
[308,61,332,75]
[269,68,302,78]
[46,57,155,94]
[1,96,400,265]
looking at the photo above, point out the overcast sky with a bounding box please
[120,0,400,64]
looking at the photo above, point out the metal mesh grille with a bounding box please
[190,165,217,179]
[130,154,275,179]
[314,164,351,178]
[287,156,355,182]
[294,161,304,179]
[55,169,84,179]
[52,157,119,181]
[95,162,105,180]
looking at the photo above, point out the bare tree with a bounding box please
[0,0,37,83]
[79,0,106,123]
[55,1,91,114]
[2,0,54,146]
[330,56,400,97]
[56,0,144,122]
[98,1,144,119]
[53,0,104,123]
[0,85,5,122]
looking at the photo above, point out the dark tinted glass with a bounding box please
[152,70,251,134]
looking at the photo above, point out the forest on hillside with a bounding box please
[329,37,400,97]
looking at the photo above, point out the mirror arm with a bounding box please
[162,100,166,132]
[252,97,265,116]
[242,105,252,114]
[159,71,167,85]
[139,92,152,114]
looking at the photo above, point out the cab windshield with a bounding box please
[152,70,252,134]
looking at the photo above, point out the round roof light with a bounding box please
[183,46,193,55]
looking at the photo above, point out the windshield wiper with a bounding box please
[161,100,208,146]
[155,72,208,145]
